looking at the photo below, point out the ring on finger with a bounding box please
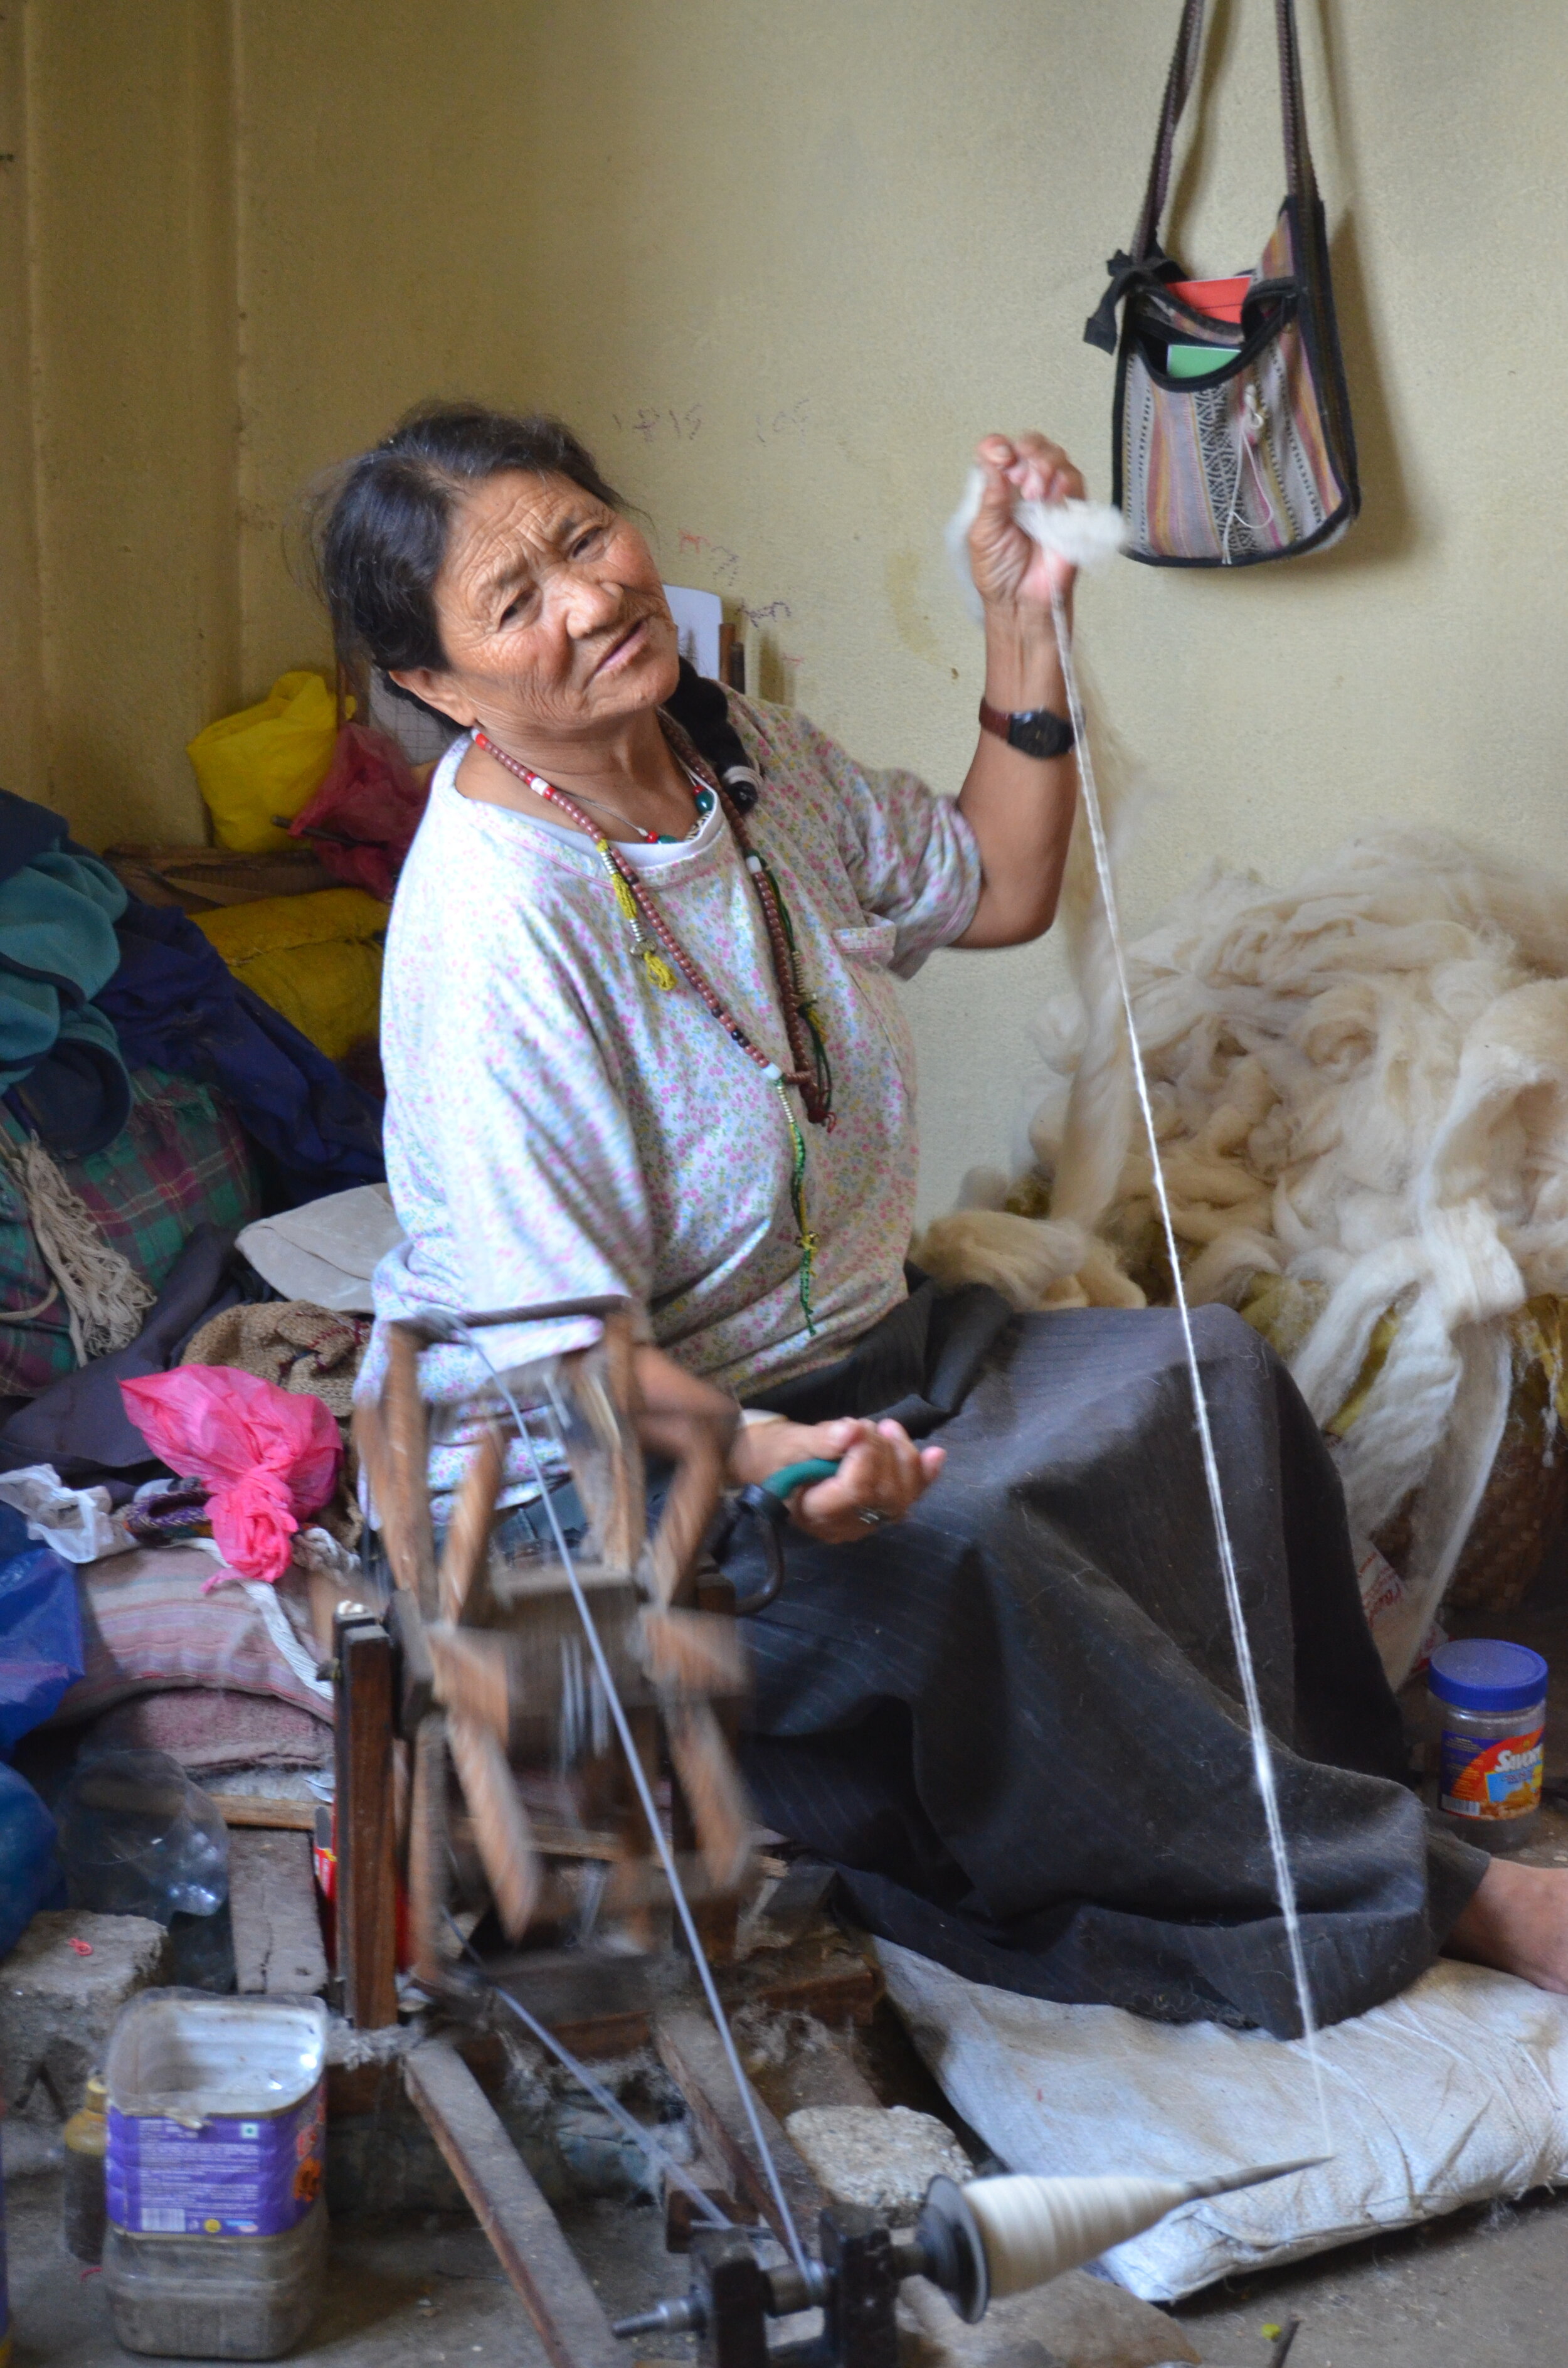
[856,1507,891,1529]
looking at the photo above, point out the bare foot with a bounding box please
[1443,1857,1568,1993]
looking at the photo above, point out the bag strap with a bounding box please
[1274,0,1320,209]
[1131,0,1208,264]
[1085,0,1320,348]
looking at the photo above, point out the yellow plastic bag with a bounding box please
[193,888,389,1062]
[187,671,346,854]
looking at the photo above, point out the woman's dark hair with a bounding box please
[311,402,627,682]
[308,398,761,809]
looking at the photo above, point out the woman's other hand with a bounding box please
[729,1415,945,1545]
[967,432,1085,617]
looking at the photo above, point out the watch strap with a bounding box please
[977,698,1076,760]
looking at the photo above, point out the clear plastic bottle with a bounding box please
[101,1991,327,2360]
[57,1750,228,1923]
[1429,1638,1548,1854]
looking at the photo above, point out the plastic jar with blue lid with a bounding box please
[1428,1638,1548,1851]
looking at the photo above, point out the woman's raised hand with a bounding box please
[729,1414,945,1546]
[967,432,1085,615]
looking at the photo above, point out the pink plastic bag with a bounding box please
[287,721,430,901]
[120,1367,342,1584]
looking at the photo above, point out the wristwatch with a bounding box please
[977,698,1075,761]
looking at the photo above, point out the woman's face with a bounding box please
[392,469,680,742]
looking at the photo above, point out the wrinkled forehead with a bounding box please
[437,469,614,613]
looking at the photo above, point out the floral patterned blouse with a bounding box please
[369,693,981,1427]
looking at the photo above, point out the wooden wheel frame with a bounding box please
[352,1297,756,1990]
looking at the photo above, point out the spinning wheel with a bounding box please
[341,1300,1323,2368]
[351,1298,755,1987]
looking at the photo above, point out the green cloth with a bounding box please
[0,845,132,1154]
[0,848,127,1091]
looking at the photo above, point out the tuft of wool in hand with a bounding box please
[945,466,1127,619]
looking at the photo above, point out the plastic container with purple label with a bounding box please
[1429,1638,1548,1854]
[101,1991,327,2360]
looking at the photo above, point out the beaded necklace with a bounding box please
[557,780,715,844]
[471,725,834,1331]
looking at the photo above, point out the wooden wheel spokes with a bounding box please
[559,1313,644,1576]
[378,1294,756,1971]
[448,1711,541,1941]
[425,1625,512,1743]
[408,1711,450,1992]
[647,1428,727,1610]
[439,1421,507,1623]
[637,1606,746,1698]
[382,1325,439,1616]
[665,1699,751,1893]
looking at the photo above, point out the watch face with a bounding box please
[1007,710,1075,761]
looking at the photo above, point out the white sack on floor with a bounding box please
[879,1941,1568,2302]
[238,1182,403,1312]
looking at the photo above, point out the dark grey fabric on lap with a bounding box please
[734,1299,1488,2038]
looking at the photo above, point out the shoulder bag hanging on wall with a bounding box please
[1084,0,1359,568]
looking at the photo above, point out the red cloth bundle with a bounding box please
[287,722,431,902]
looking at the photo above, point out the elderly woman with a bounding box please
[318,401,1568,2036]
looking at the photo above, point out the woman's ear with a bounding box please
[389,668,477,728]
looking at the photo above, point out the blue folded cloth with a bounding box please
[0,784,383,1191]
[97,900,384,1204]
[0,787,73,886]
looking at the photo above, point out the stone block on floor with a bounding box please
[785,2102,973,2225]
[0,1909,170,2121]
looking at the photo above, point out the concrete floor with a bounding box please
[4,2170,530,2366]
[1175,2185,1568,2367]
[11,2152,1568,2368]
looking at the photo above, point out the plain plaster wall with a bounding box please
[4,2,1566,1217]
[1,1,240,852]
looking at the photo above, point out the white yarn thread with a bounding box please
[945,468,1127,619]
[0,1135,153,1365]
[997,835,1568,1686]
[971,2171,1192,2296]
[945,471,1325,2099]
[1047,577,1330,2147]
[964,2158,1320,2297]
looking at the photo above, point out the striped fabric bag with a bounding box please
[1084,0,1359,568]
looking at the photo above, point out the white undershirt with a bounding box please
[451,729,723,869]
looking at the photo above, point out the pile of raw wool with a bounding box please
[915,818,1568,1682]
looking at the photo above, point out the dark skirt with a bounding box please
[728,1285,1488,2038]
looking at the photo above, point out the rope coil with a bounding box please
[0,1135,153,1366]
